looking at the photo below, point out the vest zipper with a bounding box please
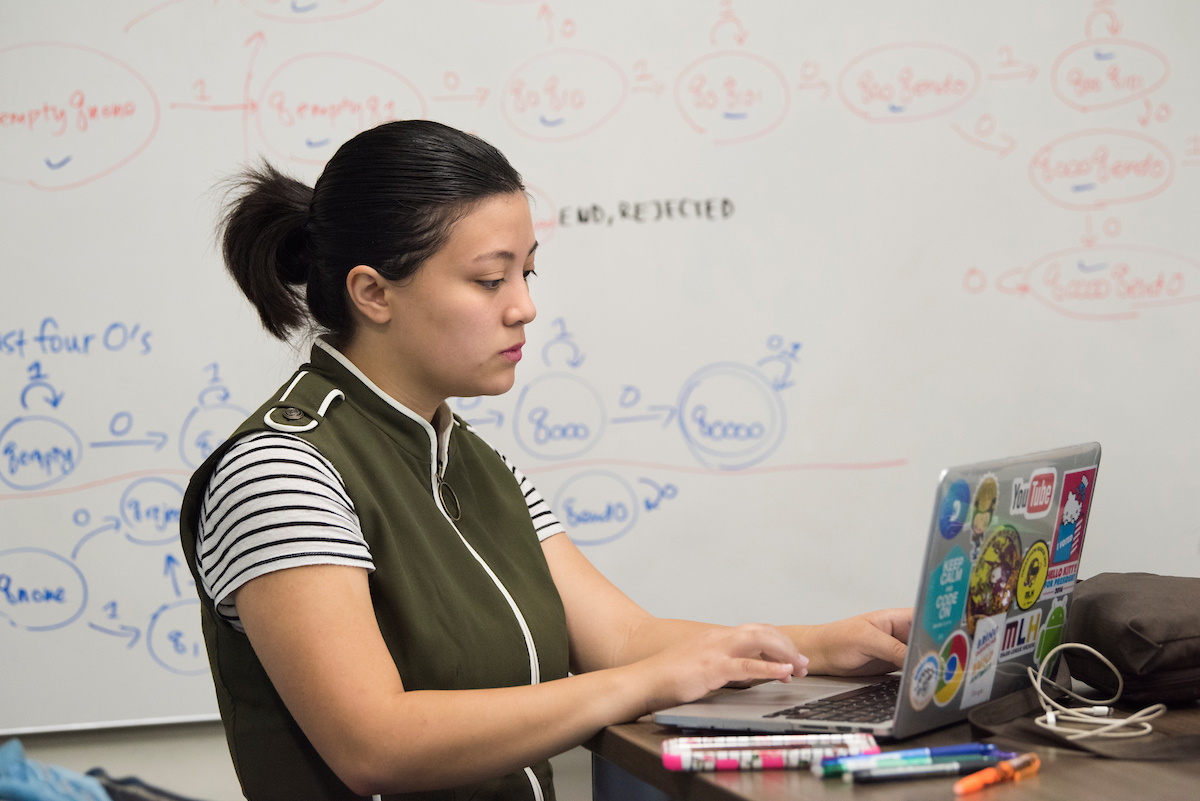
[311,343,547,794]
[434,457,546,800]
[433,458,541,686]
[524,766,545,801]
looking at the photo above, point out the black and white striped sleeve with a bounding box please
[195,431,373,632]
[494,451,566,542]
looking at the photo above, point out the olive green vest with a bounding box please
[180,344,569,801]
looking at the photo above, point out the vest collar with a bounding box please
[313,339,454,476]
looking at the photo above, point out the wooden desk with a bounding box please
[584,706,1200,800]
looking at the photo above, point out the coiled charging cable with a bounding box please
[1028,642,1166,740]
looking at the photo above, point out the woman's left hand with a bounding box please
[785,608,913,676]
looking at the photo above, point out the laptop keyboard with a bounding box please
[762,677,901,724]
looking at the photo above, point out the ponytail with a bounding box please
[218,163,314,341]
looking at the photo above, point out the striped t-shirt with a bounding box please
[195,430,564,632]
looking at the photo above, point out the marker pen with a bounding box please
[953,752,1041,795]
[846,758,1003,784]
[819,743,1001,774]
[814,751,1016,779]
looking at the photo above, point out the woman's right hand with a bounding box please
[629,623,809,716]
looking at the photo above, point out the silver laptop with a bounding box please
[655,443,1101,740]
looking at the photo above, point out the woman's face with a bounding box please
[381,191,538,410]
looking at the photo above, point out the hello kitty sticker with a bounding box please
[1040,466,1098,601]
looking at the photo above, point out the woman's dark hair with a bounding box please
[219,120,525,342]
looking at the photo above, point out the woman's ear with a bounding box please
[345,265,392,325]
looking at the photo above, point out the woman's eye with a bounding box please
[478,279,502,290]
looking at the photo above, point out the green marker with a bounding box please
[814,752,1015,779]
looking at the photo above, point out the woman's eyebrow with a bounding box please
[472,242,539,263]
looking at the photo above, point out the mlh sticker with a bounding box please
[1010,468,1057,520]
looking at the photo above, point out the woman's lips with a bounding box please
[501,343,523,362]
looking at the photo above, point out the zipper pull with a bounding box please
[437,473,461,521]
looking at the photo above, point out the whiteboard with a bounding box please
[2,0,1198,734]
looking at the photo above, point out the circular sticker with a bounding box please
[966,524,1023,634]
[938,479,971,539]
[909,652,940,711]
[1016,541,1050,610]
[934,630,969,706]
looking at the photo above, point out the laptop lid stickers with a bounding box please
[895,443,1100,739]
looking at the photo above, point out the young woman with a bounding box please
[180,120,911,801]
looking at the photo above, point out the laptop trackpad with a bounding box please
[708,675,885,707]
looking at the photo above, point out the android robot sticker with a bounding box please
[1035,596,1069,668]
[965,525,1022,636]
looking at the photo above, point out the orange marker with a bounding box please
[953,752,1040,795]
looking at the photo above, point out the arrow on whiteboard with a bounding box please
[432,87,490,107]
[88,622,141,648]
[72,516,121,560]
[796,80,832,101]
[20,381,64,409]
[124,0,186,33]
[996,268,1031,297]
[950,123,1017,158]
[1085,2,1122,39]
[164,554,190,597]
[988,63,1038,84]
[90,432,168,450]
[612,405,677,427]
[169,101,259,112]
[1081,213,1098,248]
[243,31,268,160]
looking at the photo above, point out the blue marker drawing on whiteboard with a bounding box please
[0,548,88,632]
[612,385,675,426]
[23,317,152,355]
[0,416,82,491]
[45,156,72,170]
[306,138,330,148]
[756,336,801,390]
[71,515,121,560]
[513,372,606,460]
[20,380,64,410]
[88,621,140,648]
[292,0,319,13]
[147,599,208,675]
[178,367,248,468]
[91,411,168,450]
[121,477,184,546]
[676,361,786,471]
[553,471,638,546]
[541,318,585,368]
[539,116,565,127]
[638,478,678,511]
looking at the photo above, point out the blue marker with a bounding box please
[821,743,1001,771]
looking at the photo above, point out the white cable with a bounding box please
[1027,642,1166,741]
